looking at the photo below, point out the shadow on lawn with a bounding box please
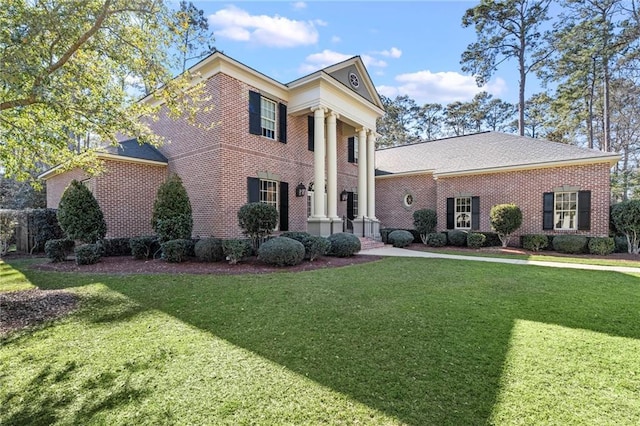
[12,258,640,425]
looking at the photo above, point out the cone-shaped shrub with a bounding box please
[57,180,107,243]
[152,174,193,242]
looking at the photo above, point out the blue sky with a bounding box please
[190,1,532,105]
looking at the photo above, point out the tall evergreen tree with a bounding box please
[461,0,551,136]
[152,174,193,242]
[57,180,107,243]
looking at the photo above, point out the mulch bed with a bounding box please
[0,289,79,336]
[27,254,383,275]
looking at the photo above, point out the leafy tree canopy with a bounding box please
[0,0,209,182]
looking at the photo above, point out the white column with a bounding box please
[356,127,368,218]
[367,130,377,219]
[312,107,326,218]
[326,111,339,220]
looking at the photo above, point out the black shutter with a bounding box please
[471,196,480,230]
[446,198,455,229]
[308,116,314,151]
[247,177,260,202]
[347,192,355,220]
[279,181,289,231]
[348,137,355,163]
[543,192,554,230]
[278,103,287,143]
[577,190,591,231]
[248,91,261,135]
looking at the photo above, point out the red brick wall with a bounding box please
[376,174,437,229]
[378,163,611,241]
[45,161,167,238]
[434,163,612,240]
[149,73,359,239]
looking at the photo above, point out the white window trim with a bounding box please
[354,135,359,164]
[455,196,472,230]
[261,97,277,140]
[554,191,578,230]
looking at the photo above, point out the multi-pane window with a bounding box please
[261,97,276,139]
[455,197,471,229]
[260,179,278,208]
[353,192,359,218]
[554,192,577,230]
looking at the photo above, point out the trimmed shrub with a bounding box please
[327,233,361,257]
[467,232,486,249]
[98,238,131,257]
[152,174,193,242]
[426,232,447,247]
[477,232,501,247]
[413,209,437,236]
[75,244,101,265]
[380,228,419,244]
[552,235,588,254]
[388,230,414,248]
[489,203,523,248]
[185,238,198,258]
[45,239,75,262]
[615,235,629,253]
[588,237,615,256]
[222,239,252,264]
[161,239,189,263]
[130,236,160,260]
[17,208,64,253]
[522,234,549,252]
[611,200,640,254]
[281,232,330,261]
[194,238,224,262]
[57,180,107,243]
[258,237,305,266]
[237,202,279,251]
[448,230,468,247]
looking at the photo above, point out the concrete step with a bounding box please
[358,236,386,251]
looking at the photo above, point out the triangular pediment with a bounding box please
[321,57,383,109]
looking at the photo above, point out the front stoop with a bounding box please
[358,237,386,251]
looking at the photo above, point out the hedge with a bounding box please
[257,237,305,266]
[552,235,588,254]
[45,239,75,262]
[75,244,101,265]
[194,238,225,262]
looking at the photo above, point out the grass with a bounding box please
[422,247,640,268]
[2,257,640,425]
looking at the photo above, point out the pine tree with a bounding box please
[57,180,107,243]
[152,174,193,242]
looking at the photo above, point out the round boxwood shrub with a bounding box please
[130,236,160,260]
[222,239,252,264]
[327,232,361,257]
[281,232,330,261]
[467,232,486,249]
[45,238,75,262]
[448,230,468,247]
[194,238,224,262]
[57,180,107,243]
[388,230,414,248]
[258,236,305,266]
[75,244,101,265]
[522,234,549,252]
[552,235,588,254]
[161,239,189,263]
[426,232,447,247]
[588,237,615,256]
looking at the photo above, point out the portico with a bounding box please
[287,56,383,238]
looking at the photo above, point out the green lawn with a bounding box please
[2,257,640,425]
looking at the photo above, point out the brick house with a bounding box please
[375,132,620,240]
[41,52,385,239]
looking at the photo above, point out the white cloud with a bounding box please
[331,35,341,43]
[299,49,353,73]
[208,6,319,48]
[292,1,306,10]
[378,47,402,58]
[378,70,507,104]
[362,55,387,69]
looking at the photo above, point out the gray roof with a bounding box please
[375,132,619,176]
[107,139,168,163]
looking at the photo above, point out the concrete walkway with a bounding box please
[359,246,640,274]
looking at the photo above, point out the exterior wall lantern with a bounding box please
[295,183,306,197]
[340,189,348,201]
